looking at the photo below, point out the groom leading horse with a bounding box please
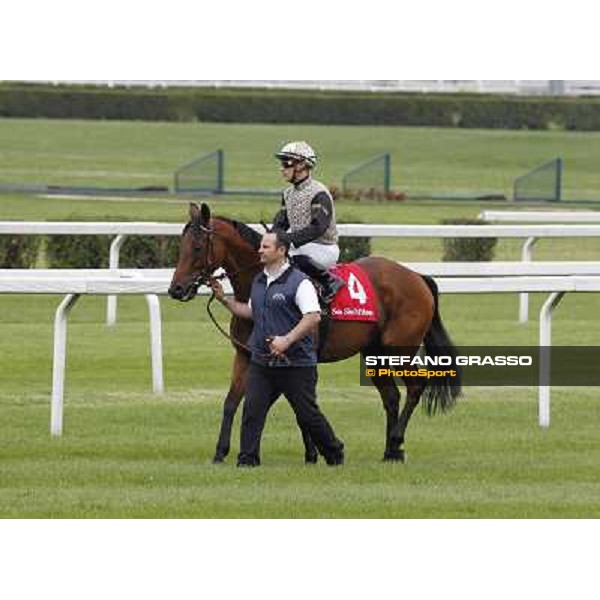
[168,199,462,464]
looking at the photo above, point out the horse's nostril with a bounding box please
[169,284,185,300]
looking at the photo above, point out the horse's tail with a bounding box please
[421,276,463,416]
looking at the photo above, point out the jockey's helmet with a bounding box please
[276,141,317,169]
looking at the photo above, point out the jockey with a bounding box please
[272,141,345,303]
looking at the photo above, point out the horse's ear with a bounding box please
[189,203,201,221]
[200,203,211,225]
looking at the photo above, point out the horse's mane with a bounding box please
[216,216,262,251]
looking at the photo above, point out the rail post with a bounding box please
[51,294,81,437]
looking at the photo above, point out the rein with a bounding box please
[206,281,291,367]
[206,292,252,352]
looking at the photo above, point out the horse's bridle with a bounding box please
[184,221,223,294]
[185,221,263,292]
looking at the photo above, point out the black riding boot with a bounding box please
[292,255,345,304]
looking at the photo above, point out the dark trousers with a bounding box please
[238,364,344,466]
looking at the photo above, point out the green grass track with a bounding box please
[1,117,599,518]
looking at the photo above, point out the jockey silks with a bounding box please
[283,178,338,246]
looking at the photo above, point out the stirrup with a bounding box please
[320,277,345,304]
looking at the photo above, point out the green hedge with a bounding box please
[339,236,371,263]
[442,219,497,262]
[0,236,40,268]
[120,236,180,268]
[46,235,110,269]
[337,219,372,263]
[3,82,600,130]
[45,234,180,269]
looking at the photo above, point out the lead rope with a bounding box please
[206,279,291,367]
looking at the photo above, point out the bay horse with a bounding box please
[169,203,462,464]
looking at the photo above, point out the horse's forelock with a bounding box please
[183,214,213,238]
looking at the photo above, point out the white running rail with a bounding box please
[1,268,600,435]
[480,211,600,223]
[4,220,600,324]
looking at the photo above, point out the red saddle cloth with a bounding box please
[329,264,380,323]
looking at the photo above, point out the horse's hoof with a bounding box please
[305,454,319,465]
[383,450,405,463]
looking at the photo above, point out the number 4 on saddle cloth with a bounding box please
[326,264,380,323]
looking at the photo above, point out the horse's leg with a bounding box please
[379,317,431,463]
[214,349,249,464]
[392,377,427,463]
[378,376,402,462]
[363,352,402,462]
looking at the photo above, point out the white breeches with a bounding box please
[290,243,340,269]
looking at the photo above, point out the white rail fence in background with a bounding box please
[4,221,600,324]
[2,266,600,436]
[480,211,600,223]
[39,80,600,96]
[478,212,600,320]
